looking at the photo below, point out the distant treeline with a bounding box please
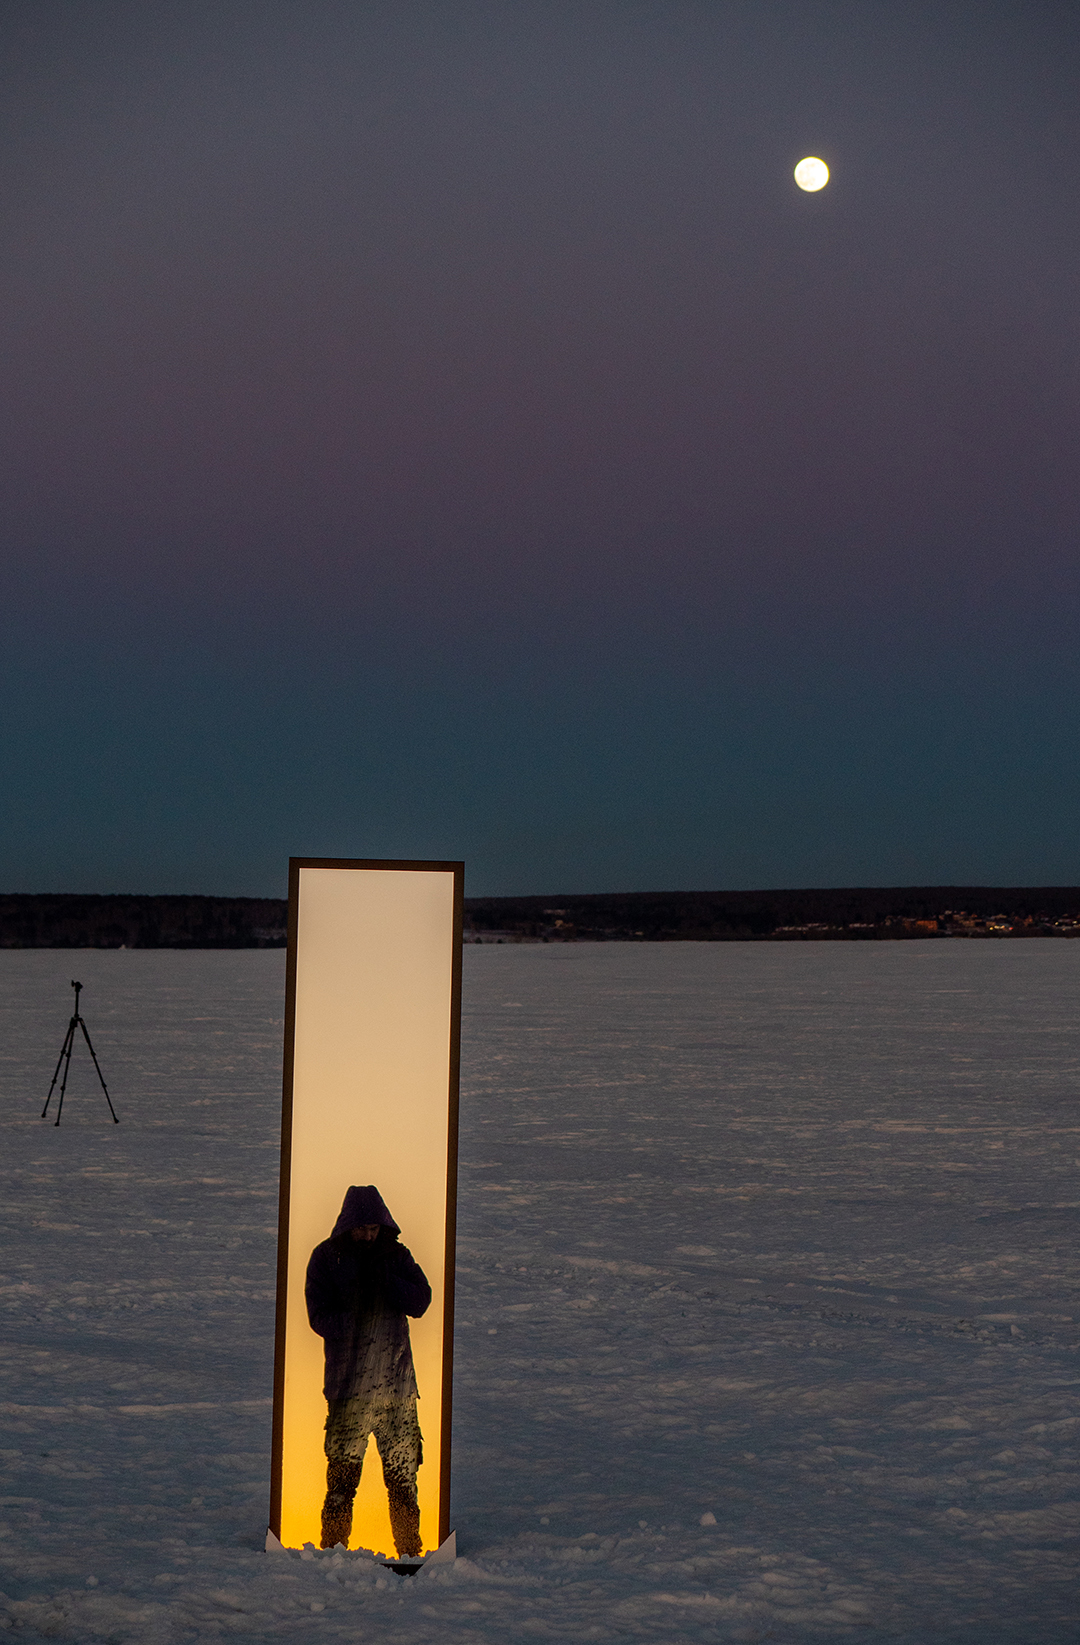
[0,894,288,949]
[4,886,1080,947]
[464,886,1080,942]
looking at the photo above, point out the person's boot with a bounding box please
[320,1458,363,1549]
[385,1474,422,1559]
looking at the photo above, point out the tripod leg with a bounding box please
[78,1019,119,1124]
[53,1018,77,1127]
[42,1019,76,1119]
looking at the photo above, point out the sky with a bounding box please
[2,0,1079,898]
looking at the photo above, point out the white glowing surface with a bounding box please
[794,156,829,191]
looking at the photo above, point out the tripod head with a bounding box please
[71,980,82,1016]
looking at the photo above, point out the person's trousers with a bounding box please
[321,1394,423,1557]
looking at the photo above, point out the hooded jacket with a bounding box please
[305,1185,432,1403]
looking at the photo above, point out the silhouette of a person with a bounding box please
[305,1186,431,1554]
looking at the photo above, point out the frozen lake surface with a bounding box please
[0,941,1077,1642]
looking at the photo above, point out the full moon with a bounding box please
[794,156,829,192]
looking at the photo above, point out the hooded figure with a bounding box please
[305,1186,431,1555]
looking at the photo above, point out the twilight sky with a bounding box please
[2,1,1079,897]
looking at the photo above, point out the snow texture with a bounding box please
[0,941,1078,1642]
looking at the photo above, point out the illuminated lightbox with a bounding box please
[269,859,463,1557]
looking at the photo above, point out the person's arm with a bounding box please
[305,1244,347,1337]
[383,1244,432,1318]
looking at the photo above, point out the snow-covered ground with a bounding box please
[1,940,1077,1643]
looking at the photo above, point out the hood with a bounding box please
[330,1184,400,1239]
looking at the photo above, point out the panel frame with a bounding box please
[269,856,464,1548]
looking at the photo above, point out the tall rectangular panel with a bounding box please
[270,858,463,1555]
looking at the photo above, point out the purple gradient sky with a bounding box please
[2,1,1079,896]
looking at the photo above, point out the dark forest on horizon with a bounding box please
[3,888,1080,948]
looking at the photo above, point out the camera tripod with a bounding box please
[42,980,119,1126]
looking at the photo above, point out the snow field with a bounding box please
[0,941,1078,1642]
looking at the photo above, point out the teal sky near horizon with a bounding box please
[2,1,1079,897]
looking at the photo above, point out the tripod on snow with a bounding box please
[42,980,119,1126]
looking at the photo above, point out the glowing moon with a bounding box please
[794,156,829,192]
